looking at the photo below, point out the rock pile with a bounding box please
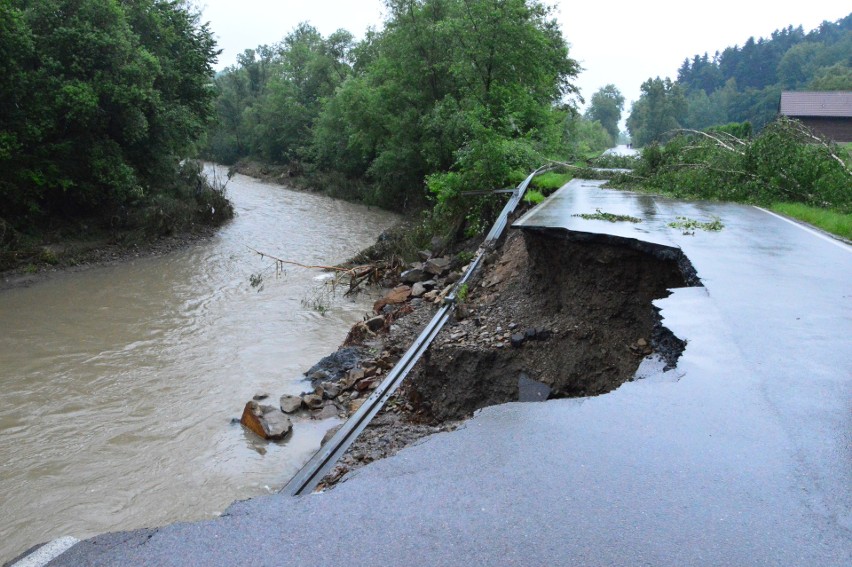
[237,248,469,441]
[237,347,407,440]
[240,400,292,441]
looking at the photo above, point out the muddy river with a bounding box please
[0,166,398,562]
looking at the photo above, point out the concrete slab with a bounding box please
[47,181,852,566]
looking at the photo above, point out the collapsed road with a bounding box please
[15,179,852,567]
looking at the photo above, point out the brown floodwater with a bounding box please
[0,166,398,562]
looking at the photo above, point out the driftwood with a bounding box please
[245,245,400,297]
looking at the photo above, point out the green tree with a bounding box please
[627,77,687,147]
[669,14,851,132]
[585,84,624,145]
[565,116,612,157]
[313,0,579,210]
[684,90,728,130]
[777,42,825,88]
[204,24,354,165]
[808,63,852,90]
[0,0,220,233]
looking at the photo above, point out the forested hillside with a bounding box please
[628,13,851,146]
[203,0,612,213]
[0,0,230,254]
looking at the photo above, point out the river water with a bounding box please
[0,167,398,562]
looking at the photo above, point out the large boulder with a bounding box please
[241,401,292,440]
[400,268,429,284]
[424,256,451,276]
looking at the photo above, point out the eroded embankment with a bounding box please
[319,227,699,487]
[410,228,697,420]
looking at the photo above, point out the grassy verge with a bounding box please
[769,202,852,240]
[531,172,573,193]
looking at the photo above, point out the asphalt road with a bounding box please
[33,180,852,566]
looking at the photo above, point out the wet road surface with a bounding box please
[37,180,851,566]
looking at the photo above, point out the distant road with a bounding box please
[604,144,639,156]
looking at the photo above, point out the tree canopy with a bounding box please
[626,78,687,147]
[585,85,624,144]
[627,13,851,145]
[0,0,224,239]
[204,0,583,212]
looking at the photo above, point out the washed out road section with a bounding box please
[44,180,852,566]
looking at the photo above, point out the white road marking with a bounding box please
[9,537,79,567]
[755,206,851,252]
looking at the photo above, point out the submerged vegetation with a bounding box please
[572,209,642,223]
[668,216,724,233]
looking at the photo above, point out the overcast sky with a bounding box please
[199,0,850,114]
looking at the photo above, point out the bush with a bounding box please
[126,161,234,237]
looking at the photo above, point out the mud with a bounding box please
[317,225,699,489]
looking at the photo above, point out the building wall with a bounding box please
[797,117,852,143]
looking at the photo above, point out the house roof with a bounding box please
[780,91,852,118]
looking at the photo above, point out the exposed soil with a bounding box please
[316,223,699,489]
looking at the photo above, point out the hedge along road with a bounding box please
[0,165,398,563]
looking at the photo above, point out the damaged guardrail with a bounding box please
[282,165,553,496]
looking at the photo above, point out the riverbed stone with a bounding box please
[279,395,302,414]
[400,268,429,284]
[321,424,343,446]
[321,382,341,399]
[305,346,368,384]
[240,401,292,440]
[312,402,340,420]
[423,290,439,301]
[411,282,428,297]
[302,393,324,409]
[445,271,462,284]
[424,257,451,276]
[373,285,412,313]
[365,315,385,332]
[343,368,365,389]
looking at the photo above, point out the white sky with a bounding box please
[199,0,850,115]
